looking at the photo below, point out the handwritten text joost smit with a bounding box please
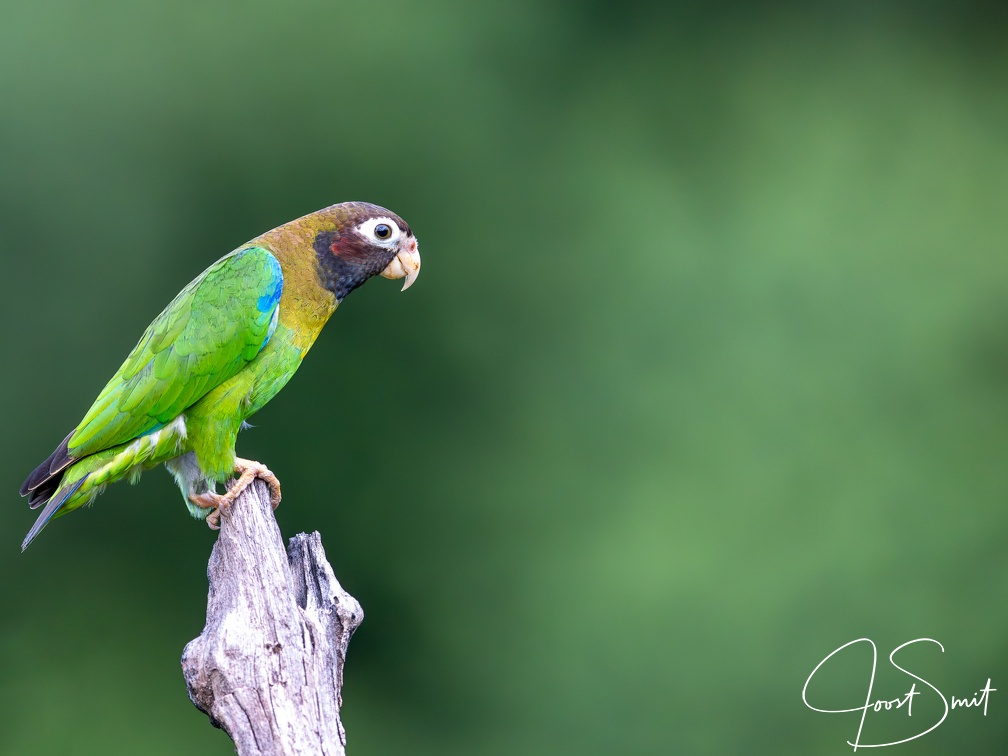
[802,638,994,751]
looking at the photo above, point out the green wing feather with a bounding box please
[68,246,284,457]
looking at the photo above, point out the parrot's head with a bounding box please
[313,202,421,302]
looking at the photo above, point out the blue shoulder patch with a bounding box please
[257,253,284,313]
[256,252,283,351]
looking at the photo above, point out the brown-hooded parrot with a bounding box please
[19,201,421,550]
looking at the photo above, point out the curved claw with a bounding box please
[189,491,227,530]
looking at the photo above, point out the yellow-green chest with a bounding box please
[251,216,339,356]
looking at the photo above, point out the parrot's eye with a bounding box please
[356,217,401,246]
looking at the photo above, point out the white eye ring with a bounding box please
[356,217,401,246]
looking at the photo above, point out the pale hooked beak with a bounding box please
[380,241,421,291]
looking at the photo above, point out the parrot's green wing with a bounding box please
[68,246,284,457]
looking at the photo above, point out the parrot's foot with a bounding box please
[231,458,282,510]
[188,459,282,531]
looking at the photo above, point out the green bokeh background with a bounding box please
[1,2,1007,754]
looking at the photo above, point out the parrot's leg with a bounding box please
[188,458,282,530]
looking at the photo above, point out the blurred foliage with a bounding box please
[2,1,1008,754]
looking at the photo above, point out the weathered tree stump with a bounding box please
[182,479,363,755]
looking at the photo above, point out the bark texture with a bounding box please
[182,479,363,755]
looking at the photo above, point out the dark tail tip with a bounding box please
[21,431,75,497]
[28,477,61,509]
[21,475,87,552]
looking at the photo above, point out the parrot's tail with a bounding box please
[21,475,88,551]
[20,419,190,549]
[20,431,77,507]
